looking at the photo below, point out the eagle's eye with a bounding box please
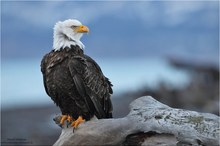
[71,25,77,29]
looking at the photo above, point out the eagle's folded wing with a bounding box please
[68,56,113,119]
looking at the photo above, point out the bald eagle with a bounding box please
[41,19,113,127]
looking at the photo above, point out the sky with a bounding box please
[1,1,219,65]
[1,1,219,108]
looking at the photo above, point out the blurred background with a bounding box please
[1,1,219,145]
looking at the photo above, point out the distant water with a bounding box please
[1,57,190,109]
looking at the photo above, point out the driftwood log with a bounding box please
[53,96,220,146]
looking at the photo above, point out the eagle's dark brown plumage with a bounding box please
[41,45,113,121]
[41,46,112,120]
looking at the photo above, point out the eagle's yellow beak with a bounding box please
[75,25,89,33]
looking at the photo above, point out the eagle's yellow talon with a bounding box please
[67,115,73,122]
[60,115,68,125]
[71,116,85,128]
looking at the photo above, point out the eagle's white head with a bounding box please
[53,19,89,51]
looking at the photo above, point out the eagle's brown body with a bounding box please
[41,45,113,120]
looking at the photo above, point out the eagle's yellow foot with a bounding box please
[71,116,85,128]
[67,115,73,122]
[60,115,68,125]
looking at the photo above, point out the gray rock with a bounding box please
[54,96,220,146]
